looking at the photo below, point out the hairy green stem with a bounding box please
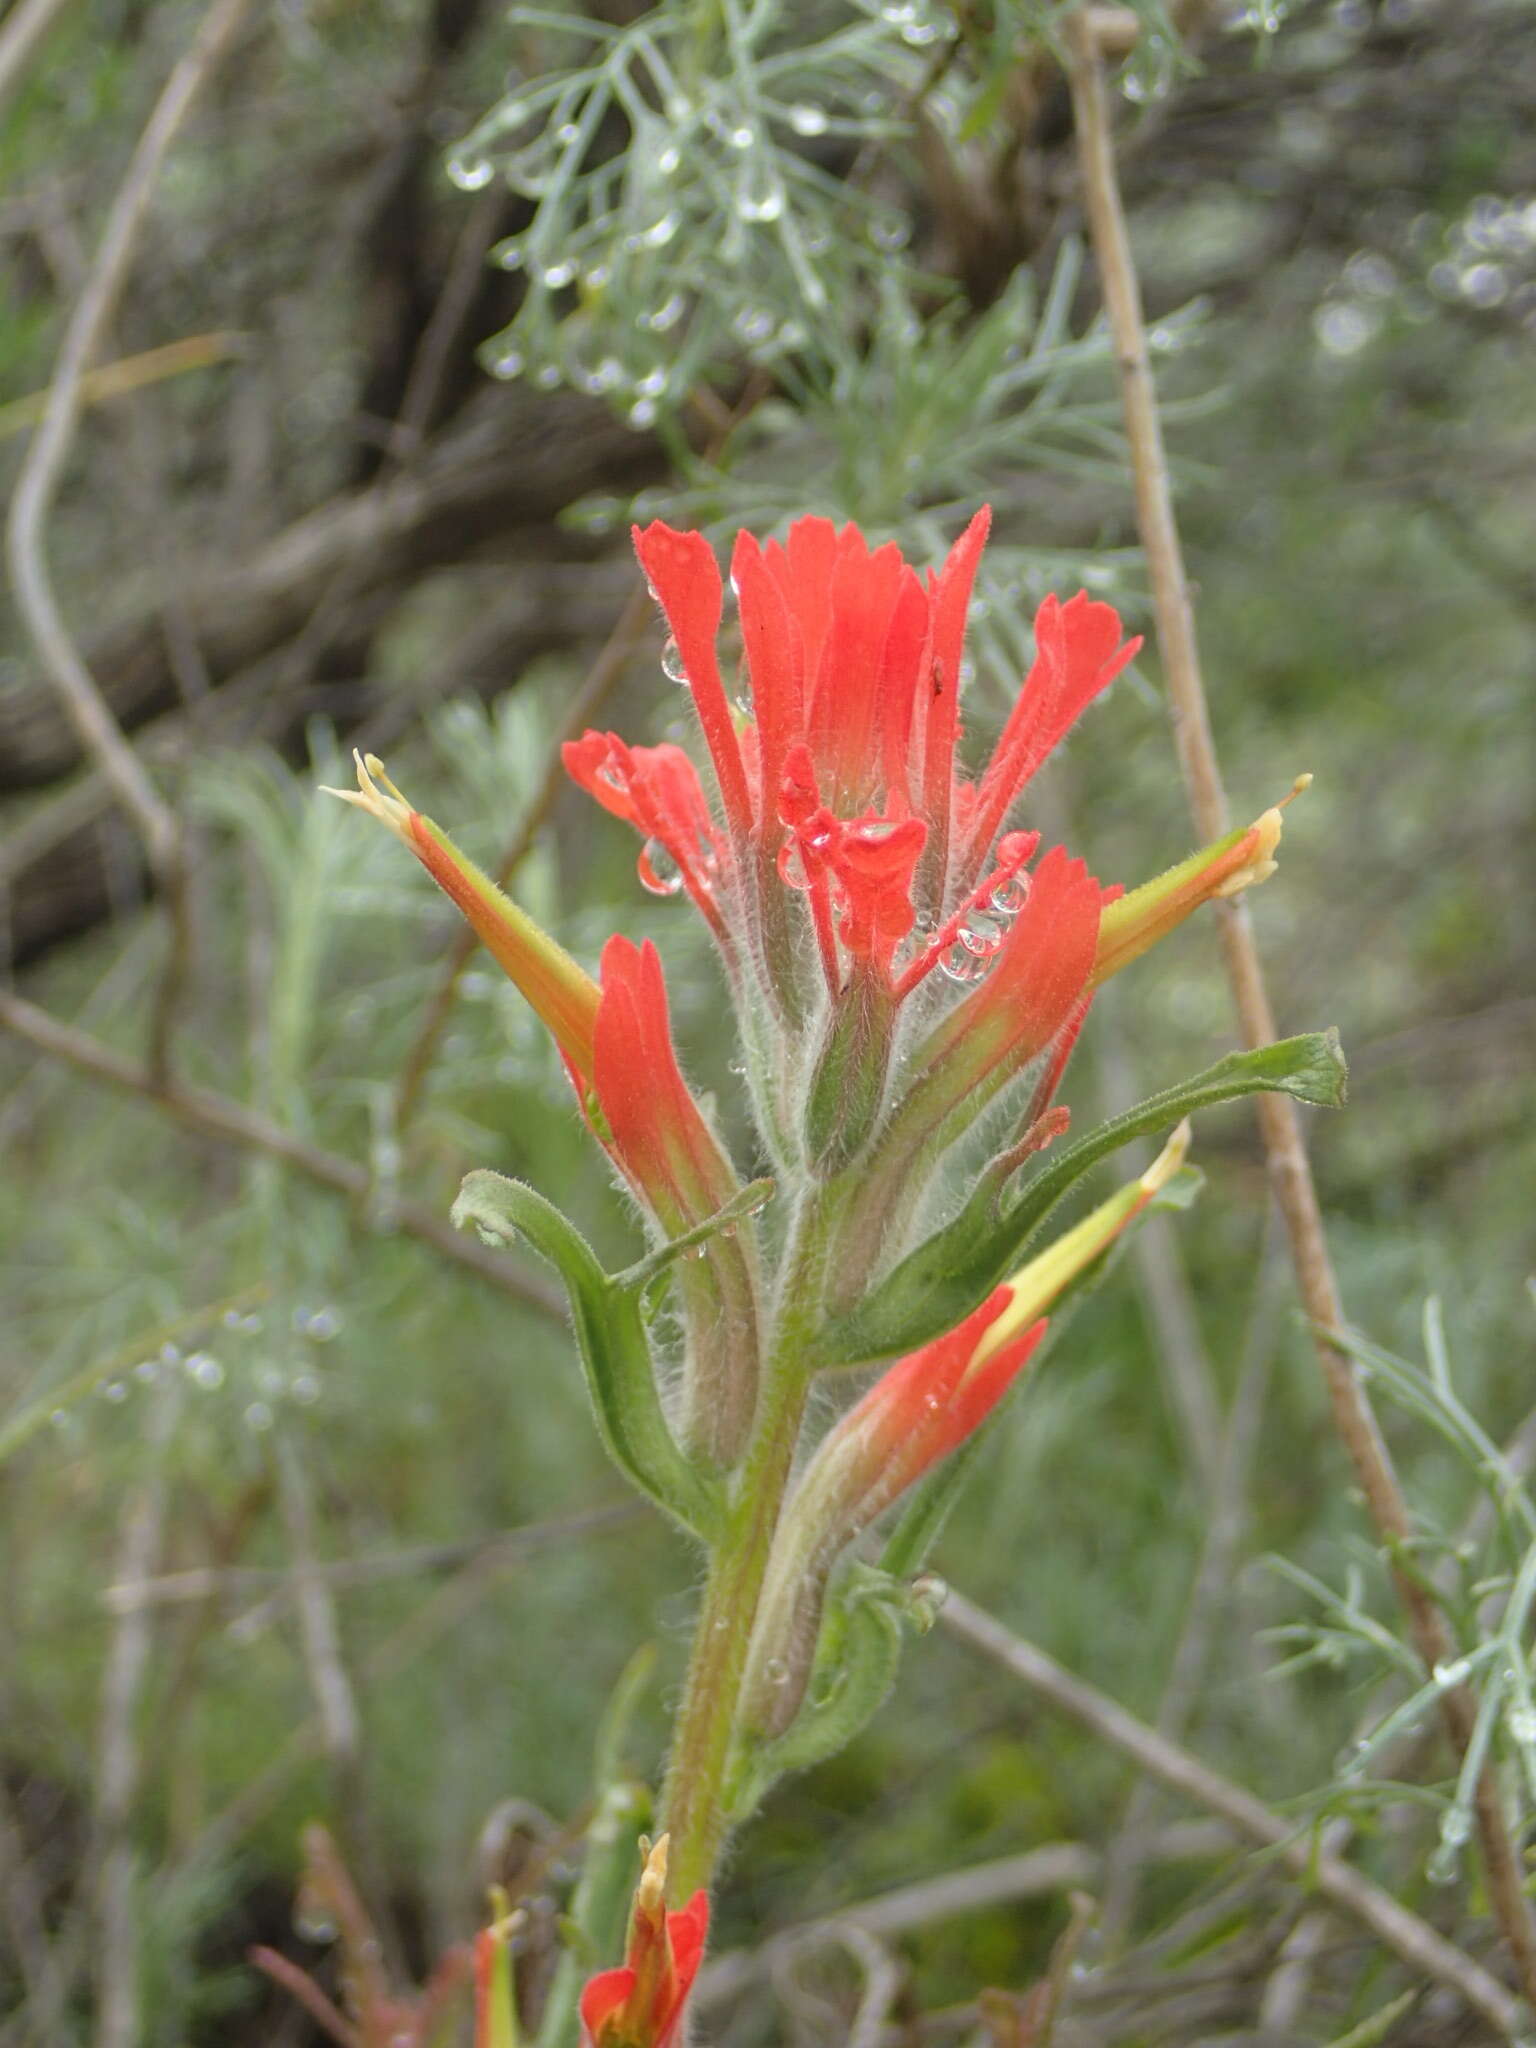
[659,1198,832,1900]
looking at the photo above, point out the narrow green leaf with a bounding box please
[822,1031,1345,1366]
[453,1171,723,1539]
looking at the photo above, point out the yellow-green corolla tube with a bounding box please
[325,750,601,1084]
[1091,776,1310,989]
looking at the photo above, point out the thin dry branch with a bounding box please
[0,0,74,125]
[93,1380,178,2048]
[938,1588,1524,2039]
[4,0,257,1075]
[0,986,562,1318]
[1063,8,1536,2013]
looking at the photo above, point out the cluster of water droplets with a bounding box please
[933,860,1031,986]
[55,1303,343,1440]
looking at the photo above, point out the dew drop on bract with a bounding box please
[638,839,684,897]
[938,941,984,984]
[959,910,1003,957]
[660,635,688,683]
[989,873,1028,916]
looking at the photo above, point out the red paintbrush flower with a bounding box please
[579,1838,709,2048]
[567,510,1142,1010]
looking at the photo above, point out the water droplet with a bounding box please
[585,260,613,291]
[624,211,679,253]
[446,152,494,192]
[160,1342,183,1367]
[959,910,1003,958]
[938,941,985,984]
[534,364,561,390]
[555,120,580,145]
[101,1380,129,1403]
[776,841,810,891]
[1426,1841,1461,1886]
[727,123,755,151]
[51,1408,70,1430]
[684,1243,707,1261]
[1439,1805,1473,1849]
[638,839,684,897]
[185,1353,224,1390]
[657,143,681,176]
[133,1358,159,1383]
[660,635,688,683]
[870,210,911,253]
[764,1656,789,1685]
[732,304,776,344]
[291,1374,322,1406]
[787,101,828,137]
[1433,1656,1472,1688]
[640,293,686,335]
[294,1906,338,1943]
[540,258,577,290]
[989,874,1028,916]
[1509,1706,1536,1745]
[244,1401,274,1432]
[492,236,525,271]
[735,162,784,223]
[629,398,658,427]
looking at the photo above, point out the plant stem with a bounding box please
[659,1199,831,1900]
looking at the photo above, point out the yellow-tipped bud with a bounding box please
[321,749,415,846]
[1092,777,1308,988]
[970,1121,1192,1368]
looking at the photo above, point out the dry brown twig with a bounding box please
[0,985,563,1319]
[92,1379,179,2048]
[1063,5,1536,2015]
[4,0,258,1077]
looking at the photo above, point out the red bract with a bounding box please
[579,1842,709,2048]
[831,1289,1048,1529]
[569,510,1141,1010]
[592,935,737,1232]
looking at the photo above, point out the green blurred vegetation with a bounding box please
[1,0,1533,2042]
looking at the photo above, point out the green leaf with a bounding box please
[820,1031,1345,1367]
[726,1563,922,1819]
[453,1171,723,1539]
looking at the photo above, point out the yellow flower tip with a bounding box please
[320,748,415,846]
[1213,774,1310,901]
[637,1833,670,1916]
[1140,1118,1191,1196]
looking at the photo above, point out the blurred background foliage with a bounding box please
[1,0,1533,2041]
